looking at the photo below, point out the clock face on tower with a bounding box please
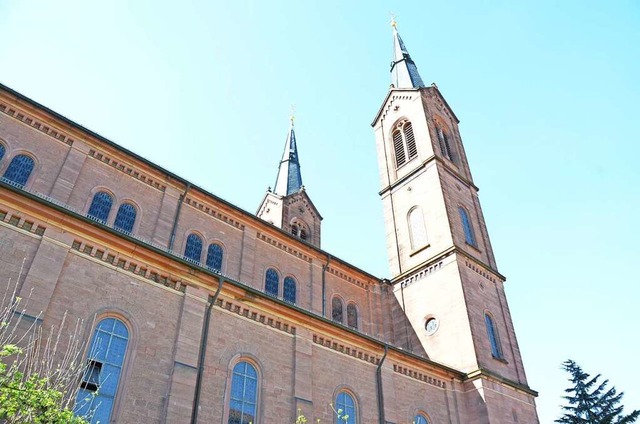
[425,317,439,335]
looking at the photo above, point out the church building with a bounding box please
[0,22,539,423]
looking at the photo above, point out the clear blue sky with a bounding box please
[1,1,638,422]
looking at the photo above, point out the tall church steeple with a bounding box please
[273,116,303,196]
[390,19,425,89]
[257,115,322,247]
[372,21,539,423]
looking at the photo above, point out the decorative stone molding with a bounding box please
[256,231,312,262]
[0,103,74,146]
[88,149,167,192]
[312,334,379,365]
[184,197,245,230]
[217,295,296,335]
[392,363,446,388]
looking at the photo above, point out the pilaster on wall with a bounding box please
[238,228,257,284]
[151,186,183,248]
[164,285,208,424]
[293,327,313,418]
[18,227,74,319]
[49,140,90,205]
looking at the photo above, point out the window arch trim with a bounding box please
[332,386,360,424]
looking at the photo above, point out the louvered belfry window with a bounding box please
[393,120,418,168]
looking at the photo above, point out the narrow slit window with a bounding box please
[458,207,477,247]
[485,313,504,359]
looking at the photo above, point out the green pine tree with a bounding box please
[556,359,639,424]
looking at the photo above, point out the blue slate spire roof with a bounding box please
[273,118,303,196]
[390,22,425,89]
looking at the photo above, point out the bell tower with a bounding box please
[257,115,322,247]
[372,20,539,422]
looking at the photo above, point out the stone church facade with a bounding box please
[0,24,539,424]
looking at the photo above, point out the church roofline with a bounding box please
[0,82,369,280]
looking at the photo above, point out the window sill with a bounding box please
[409,244,430,257]
[492,355,508,364]
[465,241,481,253]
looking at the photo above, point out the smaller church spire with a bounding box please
[273,114,303,196]
[390,18,425,89]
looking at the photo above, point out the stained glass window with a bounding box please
[228,361,258,424]
[346,304,358,330]
[332,297,343,323]
[3,154,34,187]
[485,313,503,359]
[335,391,356,424]
[113,203,136,234]
[0,144,5,161]
[414,414,429,424]
[184,233,203,263]
[206,243,224,271]
[283,277,296,304]
[265,268,279,297]
[458,207,477,246]
[408,206,428,249]
[74,318,129,424]
[87,191,113,223]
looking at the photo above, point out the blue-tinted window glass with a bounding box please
[2,154,34,187]
[332,297,343,323]
[206,243,224,271]
[228,361,258,424]
[0,144,5,161]
[458,207,477,246]
[113,203,136,234]
[184,233,203,263]
[485,314,503,359]
[347,304,358,330]
[265,268,279,296]
[335,391,356,424]
[75,317,129,424]
[414,414,429,424]
[87,192,113,223]
[283,277,296,304]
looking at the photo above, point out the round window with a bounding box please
[425,317,439,335]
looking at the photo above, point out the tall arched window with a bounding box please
[184,233,203,263]
[283,276,296,304]
[437,127,455,162]
[334,391,357,424]
[113,203,136,234]
[346,303,358,330]
[228,361,258,424]
[74,317,129,424]
[414,413,430,424]
[87,191,113,223]
[458,207,477,247]
[392,120,418,168]
[3,154,34,187]
[485,313,504,359]
[331,297,343,323]
[408,206,428,250]
[206,243,224,271]
[265,268,279,297]
[0,143,5,161]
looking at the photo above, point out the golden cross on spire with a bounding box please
[390,12,397,28]
[290,104,296,124]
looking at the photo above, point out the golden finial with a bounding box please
[390,12,397,28]
[290,104,296,124]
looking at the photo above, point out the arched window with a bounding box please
[458,207,477,247]
[346,303,358,330]
[228,361,258,424]
[283,276,296,304]
[485,313,504,359]
[408,206,428,249]
[87,191,113,223]
[3,154,34,187]
[206,243,224,271]
[0,143,5,161]
[392,120,418,168]
[331,297,343,323]
[265,268,279,297]
[437,127,455,162]
[414,413,430,424]
[184,233,203,263]
[113,203,136,234]
[334,391,357,424]
[74,317,129,424]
